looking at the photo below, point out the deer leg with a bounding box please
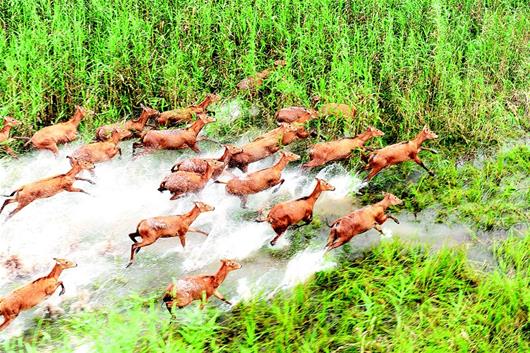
[0,314,15,331]
[66,186,90,195]
[188,227,208,236]
[413,155,434,176]
[117,147,122,157]
[373,223,384,235]
[57,281,65,296]
[272,179,285,193]
[6,202,28,220]
[126,239,155,268]
[421,147,438,154]
[364,165,384,182]
[169,193,182,201]
[239,195,248,208]
[190,143,201,153]
[129,232,139,243]
[178,234,186,248]
[75,177,95,185]
[325,238,347,252]
[387,214,400,224]
[0,198,16,215]
[46,144,59,156]
[270,228,287,246]
[238,164,248,173]
[4,146,18,159]
[213,290,232,305]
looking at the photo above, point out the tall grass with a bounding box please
[0,0,528,150]
[3,235,529,352]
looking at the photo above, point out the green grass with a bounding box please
[3,234,529,352]
[0,0,528,155]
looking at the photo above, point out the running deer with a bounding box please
[156,94,220,126]
[163,259,241,314]
[363,126,438,181]
[257,178,335,245]
[127,202,214,267]
[0,117,21,158]
[72,129,122,164]
[0,156,95,220]
[28,106,88,155]
[275,107,318,124]
[132,113,215,155]
[218,151,300,208]
[325,192,402,252]
[228,124,308,172]
[171,145,243,179]
[159,160,224,200]
[303,126,384,169]
[96,104,159,141]
[237,60,286,91]
[312,96,356,120]
[0,258,77,331]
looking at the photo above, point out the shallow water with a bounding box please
[0,136,513,339]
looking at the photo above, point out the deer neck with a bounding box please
[376,198,392,211]
[217,148,231,163]
[66,165,82,177]
[182,206,201,226]
[304,183,324,207]
[134,110,150,129]
[46,264,64,280]
[190,119,206,135]
[197,96,212,110]
[213,263,229,288]
[272,155,290,172]
[69,110,84,127]
[0,125,12,137]
[355,130,376,145]
[412,131,428,147]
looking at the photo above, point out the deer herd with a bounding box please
[0,90,438,330]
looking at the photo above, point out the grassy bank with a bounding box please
[0,0,528,154]
[3,234,529,352]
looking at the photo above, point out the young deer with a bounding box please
[72,129,122,164]
[257,178,335,245]
[229,124,308,172]
[325,192,402,252]
[0,156,95,220]
[275,107,318,124]
[96,104,159,141]
[312,96,356,120]
[171,145,243,179]
[29,106,87,155]
[156,94,220,126]
[218,151,300,207]
[363,126,438,181]
[127,202,214,267]
[133,113,215,155]
[163,259,241,314]
[0,117,21,158]
[236,60,286,91]
[303,126,384,169]
[0,258,77,331]
[159,160,224,200]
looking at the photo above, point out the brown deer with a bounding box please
[0,258,77,331]
[132,113,215,155]
[237,60,286,91]
[218,151,300,207]
[96,104,159,141]
[0,156,95,220]
[156,94,220,126]
[275,107,318,124]
[28,106,88,155]
[72,129,122,164]
[325,192,402,252]
[311,96,356,120]
[363,126,438,181]
[171,145,243,179]
[257,178,335,245]
[228,124,308,172]
[163,259,241,314]
[0,117,21,158]
[159,160,224,200]
[126,202,214,267]
[303,126,384,169]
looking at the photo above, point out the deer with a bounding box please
[72,129,121,164]
[163,259,241,314]
[363,126,439,182]
[0,258,77,331]
[325,192,403,252]
[132,113,215,156]
[0,117,21,158]
[236,60,286,91]
[302,126,384,169]
[228,123,308,172]
[257,178,335,245]
[275,106,318,124]
[171,144,243,179]
[311,96,356,120]
[159,160,224,200]
[156,94,220,126]
[95,104,159,141]
[217,151,300,208]
[126,202,214,268]
[0,156,95,220]
[28,105,88,155]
